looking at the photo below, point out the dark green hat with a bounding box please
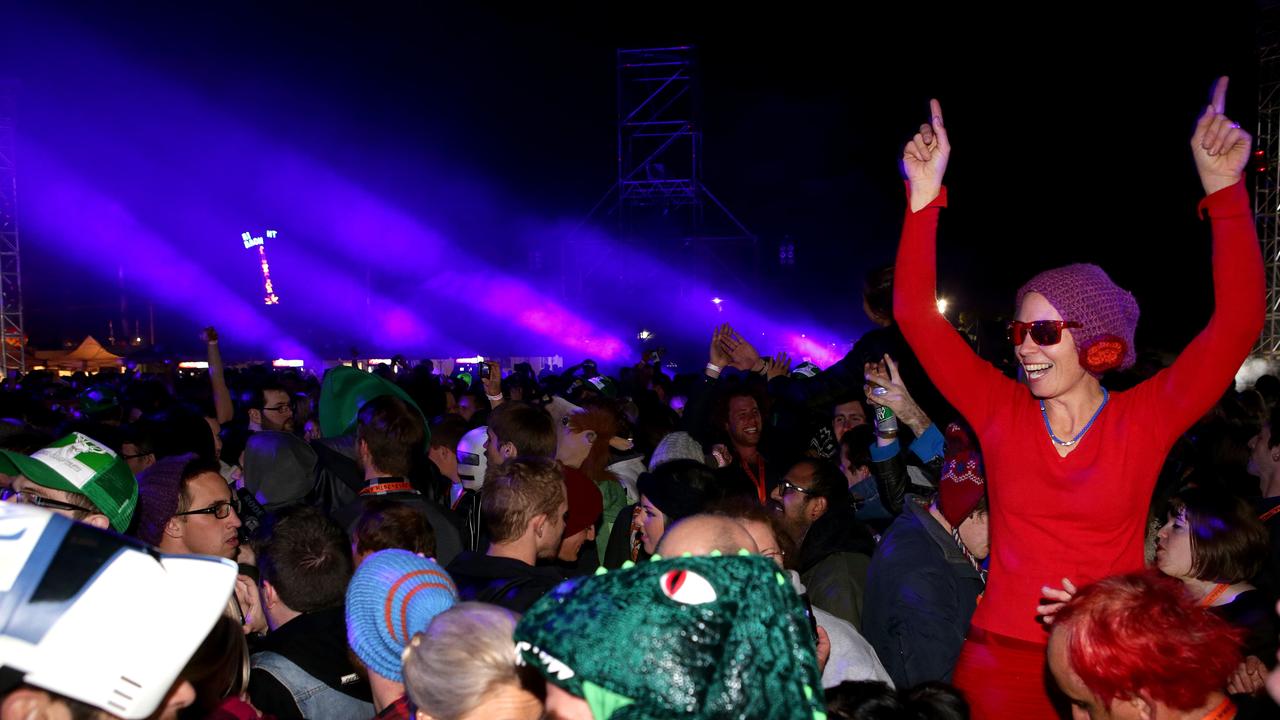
[319,366,430,446]
[514,553,826,720]
[0,432,137,531]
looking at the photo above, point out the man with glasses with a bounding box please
[770,457,876,628]
[246,383,295,433]
[135,454,243,560]
[0,432,137,532]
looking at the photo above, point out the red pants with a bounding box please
[952,629,1065,719]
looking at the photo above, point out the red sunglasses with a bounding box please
[1006,320,1082,346]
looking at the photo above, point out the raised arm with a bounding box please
[1143,77,1265,438]
[205,326,233,424]
[894,100,1013,430]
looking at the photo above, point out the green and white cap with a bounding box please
[0,433,138,532]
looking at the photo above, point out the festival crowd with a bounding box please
[2,77,1279,720]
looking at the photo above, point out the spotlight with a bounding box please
[637,330,654,341]
[936,298,949,315]
[712,297,723,312]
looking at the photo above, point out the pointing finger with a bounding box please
[930,98,949,149]
[1211,76,1228,115]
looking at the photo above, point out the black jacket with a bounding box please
[446,550,566,613]
[247,607,372,719]
[861,496,984,687]
[796,500,877,628]
[332,482,466,567]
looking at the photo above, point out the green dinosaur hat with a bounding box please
[318,366,429,446]
[514,554,827,720]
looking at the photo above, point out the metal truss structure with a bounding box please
[0,82,24,377]
[566,46,757,302]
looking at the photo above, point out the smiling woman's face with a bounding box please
[1014,292,1087,400]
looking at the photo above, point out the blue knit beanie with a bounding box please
[345,549,457,682]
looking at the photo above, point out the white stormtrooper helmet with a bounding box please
[455,425,489,492]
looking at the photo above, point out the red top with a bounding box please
[894,181,1263,643]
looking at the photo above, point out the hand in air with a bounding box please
[720,325,763,372]
[1191,76,1251,196]
[902,98,950,211]
[765,352,792,381]
[709,324,733,369]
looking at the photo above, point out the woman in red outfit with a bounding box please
[894,77,1263,718]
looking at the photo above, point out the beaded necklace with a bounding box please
[1041,388,1109,447]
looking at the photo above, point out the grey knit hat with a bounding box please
[648,431,707,472]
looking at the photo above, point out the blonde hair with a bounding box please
[402,603,534,720]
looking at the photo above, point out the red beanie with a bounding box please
[938,424,986,527]
[561,465,603,538]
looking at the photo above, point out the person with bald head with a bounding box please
[655,514,758,557]
[657,511,893,690]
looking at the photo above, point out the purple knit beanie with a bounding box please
[134,453,196,546]
[1015,263,1139,375]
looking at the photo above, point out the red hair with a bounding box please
[566,404,619,482]
[1056,571,1241,711]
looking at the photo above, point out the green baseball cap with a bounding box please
[0,432,138,532]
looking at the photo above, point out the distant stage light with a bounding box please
[178,361,209,369]
[272,358,304,368]
[455,355,485,364]
[637,329,653,341]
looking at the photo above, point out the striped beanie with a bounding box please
[345,549,457,682]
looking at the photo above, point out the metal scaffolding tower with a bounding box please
[0,82,24,377]
[566,46,757,301]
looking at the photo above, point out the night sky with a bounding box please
[0,2,1263,367]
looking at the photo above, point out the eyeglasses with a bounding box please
[262,404,292,414]
[1006,320,1082,347]
[778,480,818,498]
[173,500,239,520]
[2,489,90,513]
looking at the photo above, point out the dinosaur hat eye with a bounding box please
[660,569,717,605]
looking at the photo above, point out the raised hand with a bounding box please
[482,360,502,398]
[720,325,763,372]
[203,326,219,343]
[765,351,792,381]
[709,324,733,369]
[902,98,950,212]
[1192,76,1251,196]
[864,354,929,434]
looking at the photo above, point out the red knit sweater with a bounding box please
[894,180,1263,643]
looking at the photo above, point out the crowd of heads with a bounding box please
[2,299,1280,720]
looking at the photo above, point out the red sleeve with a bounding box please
[893,186,1017,433]
[1139,179,1265,441]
